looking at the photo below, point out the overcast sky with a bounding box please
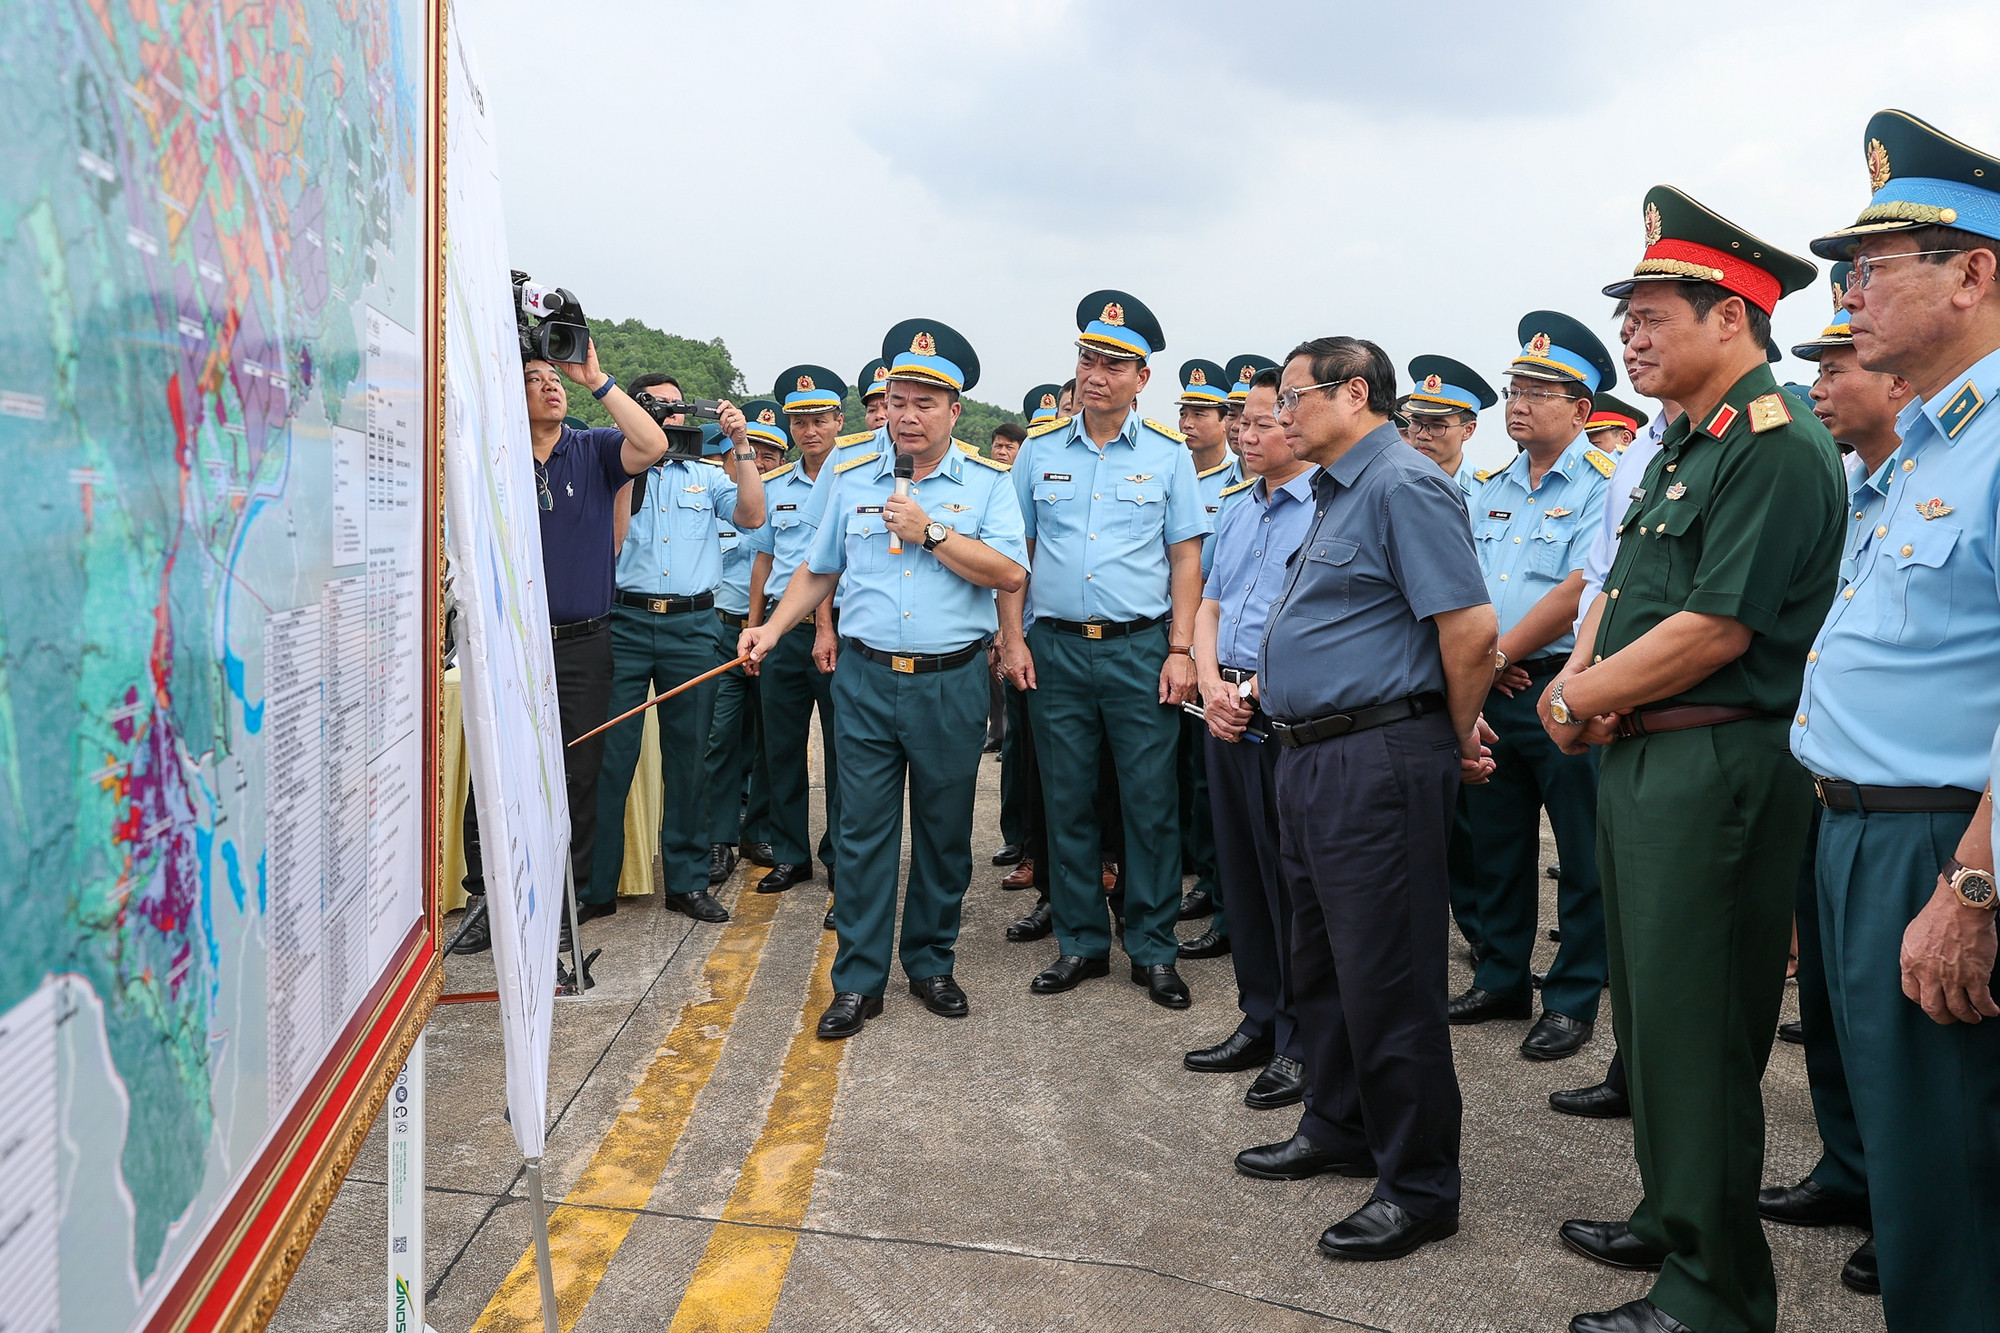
[459,0,2000,470]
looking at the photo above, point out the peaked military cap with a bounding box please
[1225,353,1276,402]
[1406,355,1497,416]
[1507,311,1618,394]
[1582,391,1649,437]
[1813,109,2000,258]
[1023,383,1063,425]
[882,318,980,392]
[774,364,847,416]
[741,398,788,449]
[1176,358,1229,408]
[1603,185,1816,315]
[857,357,891,400]
[1791,263,1855,361]
[1075,289,1164,361]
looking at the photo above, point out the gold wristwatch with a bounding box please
[1493,649,1509,675]
[1548,679,1575,726]
[1944,859,1998,910]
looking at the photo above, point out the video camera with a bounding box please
[634,391,726,461]
[513,269,590,365]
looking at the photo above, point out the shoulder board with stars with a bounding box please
[1142,418,1187,443]
[1219,477,1258,498]
[1197,459,1236,480]
[1701,402,1741,438]
[955,440,980,456]
[1473,469,1493,483]
[836,431,876,448]
[963,451,1010,472]
[834,452,879,473]
[1584,448,1616,478]
[761,462,796,482]
[1025,416,1071,438]
[1747,392,1794,435]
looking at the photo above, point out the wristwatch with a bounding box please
[1493,649,1509,675]
[922,521,950,551]
[1945,858,1998,910]
[1548,679,1575,726]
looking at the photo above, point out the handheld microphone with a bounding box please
[888,452,915,554]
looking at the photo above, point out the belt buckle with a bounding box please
[1813,775,1830,806]
[1084,623,1103,640]
[891,655,916,674]
[649,597,670,614]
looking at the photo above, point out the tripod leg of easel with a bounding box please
[563,860,585,993]
[523,1159,559,1333]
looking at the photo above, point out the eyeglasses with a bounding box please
[534,460,554,511]
[1404,417,1467,438]
[1849,249,1964,290]
[1276,380,1350,413]
[1501,387,1576,405]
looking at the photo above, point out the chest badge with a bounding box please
[683,483,707,494]
[1125,474,1154,483]
[1665,482,1687,500]
[1916,497,1954,520]
[1546,506,1573,518]
[940,503,969,513]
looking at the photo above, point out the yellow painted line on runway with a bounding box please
[471,878,780,1333]
[665,919,845,1333]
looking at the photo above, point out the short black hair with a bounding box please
[1672,282,1773,351]
[1060,378,1076,399]
[628,372,681,399]
[1904,222,1997,266]
[1250,366,1281,393]
[1284,336,1397,417]
[991,422,1027,445]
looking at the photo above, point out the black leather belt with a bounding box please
[1519,655,1566,680]
[551,614,609,641]
[1043,614,1163,640]
[1268,692,1447,749]
[616,590,715,615]
[849,638,985,674]
[717,609,748,629]
[766,598,837,633]
[1219,665,1255,684]
[1814,778,1983,814]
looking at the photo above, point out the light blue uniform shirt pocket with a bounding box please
[845,509,889,575]
[1872,520,1959,649]
[1116,479,1167,537]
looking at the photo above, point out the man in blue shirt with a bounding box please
[1794,110,2000,1331]
[997,291,1213,1009]
[1238,336,1496,1265]
[739,321,1026,1039]
[1186,367,1317,1111]
[590,374,764,925]
[1453,313,1616,1062]
[453,340,675,954]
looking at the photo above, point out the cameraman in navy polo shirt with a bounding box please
[454,337,677,953]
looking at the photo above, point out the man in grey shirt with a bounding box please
[1231,336,1498,1265]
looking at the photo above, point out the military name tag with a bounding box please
[1486,509,1512,520]
[1629,486,1646,503]
[1205,505,1219,513]
[775,503,798,512]
[855,505,884,514]
[1042,472,1072,482]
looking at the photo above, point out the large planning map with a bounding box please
[0,1,431,1327]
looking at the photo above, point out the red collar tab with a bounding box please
[1703,402,1740,438]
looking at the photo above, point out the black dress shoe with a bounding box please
[664,889,730,923]
[909,973,969,1018]
[1234,1133,1374,1181]
[815,992,883,1040]
[1547,863,1562,881]
[1184,1029,1273,1073]
[1757,1177,1869,1228]
[1521,1011,1593,1061]
[1777,1019,1805,1045]
[742,841,775,867]
[707,843,738,886]
[1568,1298,1693,1333]
[1130,962,1191,1009]
[1245,1055,1306,1109]
[1841,1235,1880,1295]
[1558,1219,1666,1272]
[1447,987,1533,1024]
[1030,954,1109,994]
[1006,896,1053,943]
[1177,929,1230,960]
[1549,1079,1630,1119]
[757,861,814,893]
[1177,886,1217,919]
[991,842,1024,866]
[577,899,617,923]
[449,903,492,955]
[1532,969,1548,988]
[1548,925,1563,941]
[1317,1196,1457,1261]
[823,898,834,931]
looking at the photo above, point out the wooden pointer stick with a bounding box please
[567,654,750,747]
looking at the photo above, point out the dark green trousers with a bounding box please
[1791,805,1868,1210]
[1464,679,1605,1021]
[703,635,771,848]
[1178,710,1221,933]
[758,624,839,871]
[592,604,722,904]
[1024,621,1181,968]
[827,649,987,997]
[1598,720,1809,1333]
[1819,806,2000,1332]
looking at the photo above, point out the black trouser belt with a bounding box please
[1043,614,1163,640]
[1519,654,1566,680]
[1268,692,1447,749]
[1814,777,1983,814]
[717,609,748,629]
[849,638,985,674]
[766,598,836,633]
[1219,665,1255,684]
[615,590,715,614]
[552,614,610,641]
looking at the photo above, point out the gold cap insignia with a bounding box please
[1040,393,1056,409]
[1867,138,1892,192]
[1916,497,1954,520]
[1189,367,1207,385]
[796,374,814,392]
[757,408,776,425]
[911,331,937,357]
[1237,364,1254,383]
[1644,201,1662,247]
[1528,332,1552,357]
[1831,280,1845,306]
[872,365,889,382]
[1101,302,1126,327]
[1423,373,1443,394]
